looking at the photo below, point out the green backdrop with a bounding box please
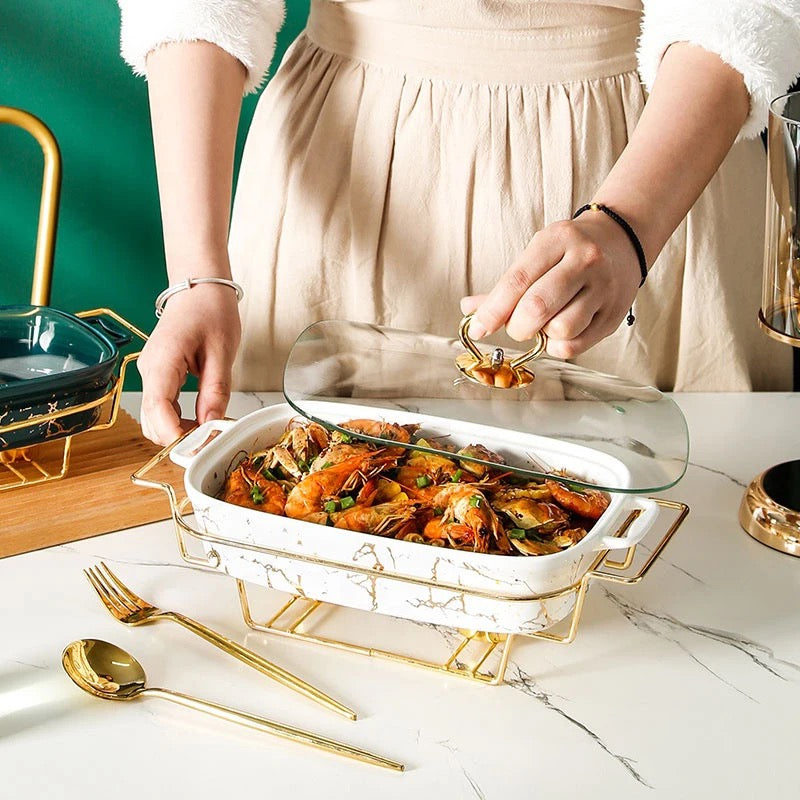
[0,0,310,389]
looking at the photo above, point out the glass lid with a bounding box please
[283,319,689,493]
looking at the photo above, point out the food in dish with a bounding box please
[220,417,610,556]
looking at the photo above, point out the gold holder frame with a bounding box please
[0,106,61,307]
[133,435,688,685]
[0,309,147,492]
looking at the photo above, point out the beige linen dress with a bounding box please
[228,0,792,391]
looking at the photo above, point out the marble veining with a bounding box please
[602,588,800,683]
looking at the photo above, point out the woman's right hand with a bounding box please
[137,283,242,445]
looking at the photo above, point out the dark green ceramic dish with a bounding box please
[0,306,131,450]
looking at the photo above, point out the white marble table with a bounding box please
[2,392,799,799]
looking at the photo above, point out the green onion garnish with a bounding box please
[452,469,463,482]
[339,432,352,443]
[262,468,277,481]
[250,485,264,504]
[433,506,444,516]
[340,496,356,510]
[321,461,333,470]
[468,494,482,508]
[297,459,308,472]
[415,475,431,488]
[324,500,338,514]
[508,528,527,540]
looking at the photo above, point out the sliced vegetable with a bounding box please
[415,475,431,488]
[261,468,277,481]
[451,469,463,482]
[508,528,527,540]
[250,485,264,504]
[340,496,356,510]
[324,500,338,514]
[468,494,483,508]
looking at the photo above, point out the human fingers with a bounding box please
[195,349,232,424]
[140,360,186,445]
[537,287,598,344]
[459,294,487,316]
[504,253,592,342]
[469,229,566,339]
[545,307,621,360]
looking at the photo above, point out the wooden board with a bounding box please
[1,409,185,558]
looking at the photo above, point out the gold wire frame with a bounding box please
[133,432,689,685]
[0,309,147,492]
[0,106,61,307]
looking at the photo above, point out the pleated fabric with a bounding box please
[228,0,792,391]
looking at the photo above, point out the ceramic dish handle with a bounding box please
[594,496,659,552]
[170,419,236,469]
[82,314,133,348]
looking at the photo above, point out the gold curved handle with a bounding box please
[458,314,485,362]
[0,106,62,306]
[458,314,548,370]
[457,315,547,390]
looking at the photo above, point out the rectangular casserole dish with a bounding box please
[169,401,659,634]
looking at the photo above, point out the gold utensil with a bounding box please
[84,562,356,720]
[62,639,403,771]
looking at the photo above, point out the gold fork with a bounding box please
[84,562,356,720]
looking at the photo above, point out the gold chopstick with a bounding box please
[167,611,358,720]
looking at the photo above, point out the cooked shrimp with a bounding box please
[339,419,418,457]
[340,419,417,444]
[310,441,373,472]
[333,500,420,537]
[395,449,459,486]
[545,480,609,520]
[427,484,512,554]
[221,461,287,514]
[422,518,486,551]
[284,451,396,520]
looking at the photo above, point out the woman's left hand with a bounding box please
[460,212,643,359]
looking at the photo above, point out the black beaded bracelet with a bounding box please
[573,202,647,326]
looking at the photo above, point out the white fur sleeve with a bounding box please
[118,0,285,94]
[638,0,800,140]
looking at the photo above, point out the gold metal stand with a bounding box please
[232,500,687,684]
[0,308,147,492]
[0,106,61,306]
[133,438,687,685]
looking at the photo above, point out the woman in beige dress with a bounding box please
[117,0,800,444]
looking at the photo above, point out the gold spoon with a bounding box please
[62,639,404,772]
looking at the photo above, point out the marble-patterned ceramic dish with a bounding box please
[170,402,659,634]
